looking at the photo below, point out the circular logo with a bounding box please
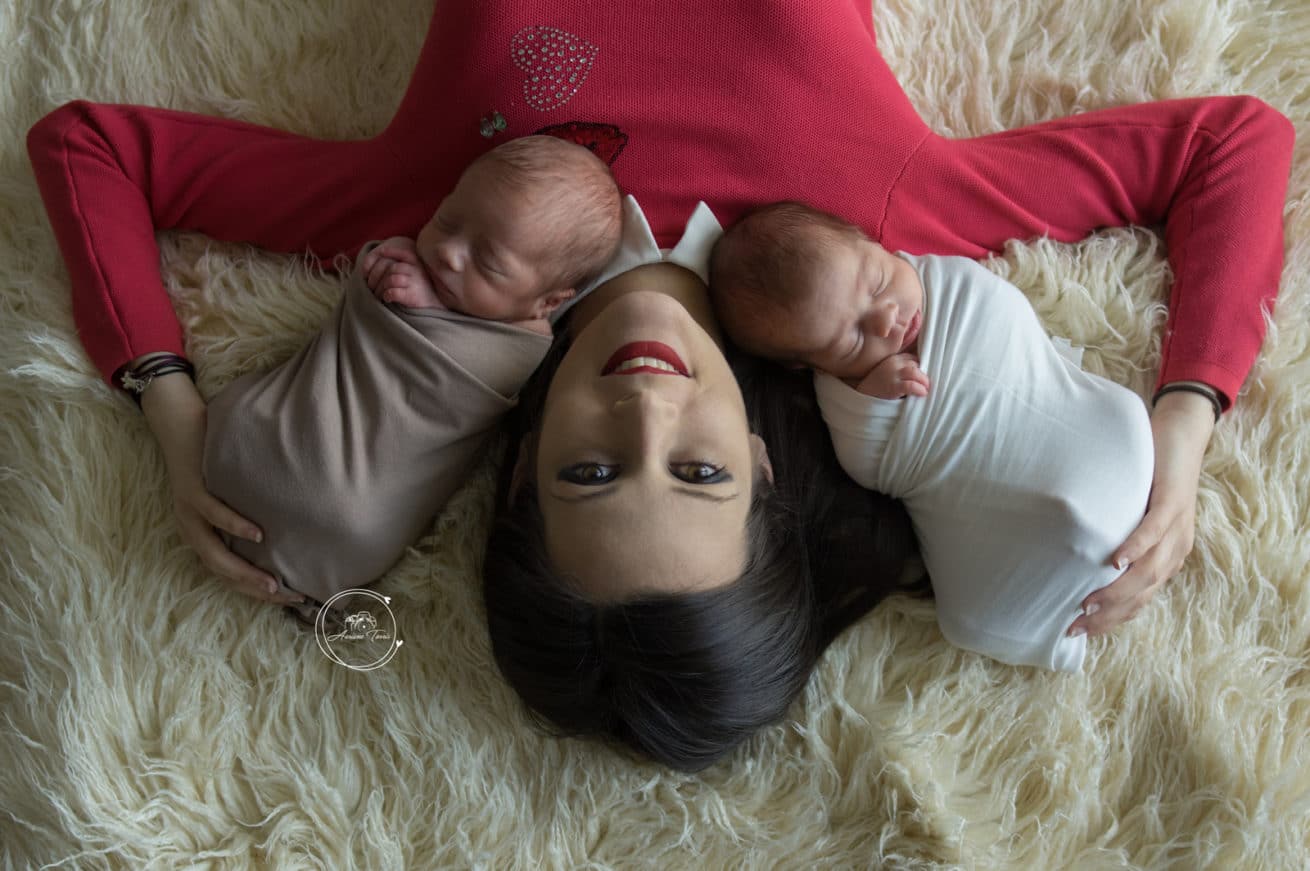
[314,589,404,671]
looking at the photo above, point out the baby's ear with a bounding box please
[536,287,577,318]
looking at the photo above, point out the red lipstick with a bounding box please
[601,341,690,376]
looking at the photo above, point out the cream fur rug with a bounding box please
[2,1,1307,868]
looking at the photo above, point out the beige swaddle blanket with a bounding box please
[202,247,551,603]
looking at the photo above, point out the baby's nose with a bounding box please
[432,239,463,271]
[874,303,899,336]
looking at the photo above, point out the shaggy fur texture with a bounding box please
[2,1,1307,867]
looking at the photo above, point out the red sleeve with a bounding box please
[878,97,1295,408]
[28,0,1295,408]
[26,101,438,385]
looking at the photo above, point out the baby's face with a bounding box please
[415,165,561,322]
[788,237,924,380]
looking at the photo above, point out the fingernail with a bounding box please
[1084,603,1100,616]
[1069,626,1086,637]
[252,530,263,543]
[267,583,278,594]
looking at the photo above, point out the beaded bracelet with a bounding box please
[1152,382,1222,423]
[118,353,196,406]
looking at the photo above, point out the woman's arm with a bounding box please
[1068,388,1215,637]
[880,96,1294,634]
[26,100,431,386]
[25,101,430,601]
[139,372,300,603]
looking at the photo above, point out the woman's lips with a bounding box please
[899,310,922,353]
[601,341,690,376]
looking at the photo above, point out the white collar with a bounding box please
[551,195,724,324]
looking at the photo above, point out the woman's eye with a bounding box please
[559,463,617,485]
[673,462,730,484]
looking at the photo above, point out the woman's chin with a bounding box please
[570,290,699,362]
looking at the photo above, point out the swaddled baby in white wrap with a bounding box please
[711,202,1154,671]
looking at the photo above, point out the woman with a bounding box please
[26,1,1293,767]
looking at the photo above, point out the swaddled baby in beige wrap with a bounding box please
[201,136,623,615]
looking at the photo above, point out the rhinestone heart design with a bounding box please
[511,26,598,112]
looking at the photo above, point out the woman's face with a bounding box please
[534,266,762,601]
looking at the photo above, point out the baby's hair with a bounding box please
[471,136,622,291]
[709,201,867,361]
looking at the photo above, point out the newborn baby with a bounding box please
[710,201,1154,671]
[202,136,622,620]
[710,200,932,401]
[360,135,619,332]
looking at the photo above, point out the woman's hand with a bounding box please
[139,372,305,605]
[1068,388,1216,637]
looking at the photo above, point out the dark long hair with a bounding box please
[482,323,924,772]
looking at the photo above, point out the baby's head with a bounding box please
[710,201,924,381]
[416,136,623,323]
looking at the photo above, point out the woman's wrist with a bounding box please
[140,372,207,463]
[1152,380,1223,423]
[1149,387,1217,453]
[118,352,196,406]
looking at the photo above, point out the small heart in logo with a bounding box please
[511,26,598,112]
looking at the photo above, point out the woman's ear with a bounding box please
[749,433,774,486]
[508,434,538,505]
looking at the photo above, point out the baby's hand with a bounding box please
[362,237,446,309]
[853,353,930,399]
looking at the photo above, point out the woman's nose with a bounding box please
[613,390,679,447]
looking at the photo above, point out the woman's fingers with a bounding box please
[197,490,262,544]
[1111,502,1170,570]
[1067,390,1213,639]
[1071,556,1164,637]
[1069,503,1193,638]
[177,495,304,604]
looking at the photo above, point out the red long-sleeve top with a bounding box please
[27,0,1294,408]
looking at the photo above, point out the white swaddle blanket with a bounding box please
[815,253,1154,671]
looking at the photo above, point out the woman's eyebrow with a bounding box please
[549,487,740,504]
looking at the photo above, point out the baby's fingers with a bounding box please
[375,244,420,266]
[360,248,380,275]
[365,256,397,290]
[905,365,931,394]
